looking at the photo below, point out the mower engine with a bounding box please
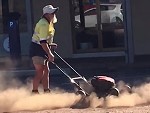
[91,75,119,98]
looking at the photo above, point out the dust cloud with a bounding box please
[0,72,81,112]
[0,71,150,112]
[106,82,150,108]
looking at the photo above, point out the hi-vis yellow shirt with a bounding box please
[32,18,55,45]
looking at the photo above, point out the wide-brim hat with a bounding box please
[43,5,59,15]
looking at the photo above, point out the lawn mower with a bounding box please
[52,51,132,98]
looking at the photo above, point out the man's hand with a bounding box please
[48,53,54,62]
[49,43,57,49]
[41,42,55,62]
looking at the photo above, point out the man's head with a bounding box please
[42,5,59,23]
[43,5,59,15]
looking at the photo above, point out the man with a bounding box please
[29,5,59,93]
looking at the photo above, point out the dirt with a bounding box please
[0,73,150,113]
[13,105,150,113]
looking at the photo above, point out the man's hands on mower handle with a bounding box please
[41,42,57,62]
[47,43,57,62]
[48,52,54,62]
[49,43,57,49]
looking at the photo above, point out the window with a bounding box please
[0,0,27,34]
[10,0,27,32]
[0,1,2,33]
[84,8,96,16]
[73,0,125,53]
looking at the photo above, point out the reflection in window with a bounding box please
[73,0,125,52]
[0,1,2,33]
[0,0,27,34]
[10,0,27,32]
[0,1,3,34]
[84,8,96,16]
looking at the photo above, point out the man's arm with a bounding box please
[40,42,54,62]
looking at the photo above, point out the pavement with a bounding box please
[0,55,150,90]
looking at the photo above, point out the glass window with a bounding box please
[0,1,2,34]
[84,8,96,16]
[10,0,27,32]
[73,0,125,53]
[0,0,27,34]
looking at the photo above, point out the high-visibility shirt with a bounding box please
[32,18,55,45]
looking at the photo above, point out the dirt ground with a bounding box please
[14,105,150,113]
[0,73,150,113]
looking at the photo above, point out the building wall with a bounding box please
[131,0,150,55]
[30,0,150,57]
[1,0,150,59]
[31,0,73,58]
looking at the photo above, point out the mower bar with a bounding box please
[54,51,90,84]
[51,61,89,96]
[51,62,72,81]
[72,77,83,80]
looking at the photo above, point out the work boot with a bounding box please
[44,89,51,93]
[32,90,39,94]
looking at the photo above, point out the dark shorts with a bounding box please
[29,42,47,58]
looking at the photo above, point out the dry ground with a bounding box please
[14,105,150,113]
[1,72,150,113]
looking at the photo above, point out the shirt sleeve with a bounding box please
[38,23,49,41]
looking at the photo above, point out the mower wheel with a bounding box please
[109,87,120,96]
[120,85,132,94]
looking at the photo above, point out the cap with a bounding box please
[43,5,59,15]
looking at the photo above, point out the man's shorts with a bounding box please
[32,56,48,65]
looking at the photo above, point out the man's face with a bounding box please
[45,13,57,23]
[47,13,54,19]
